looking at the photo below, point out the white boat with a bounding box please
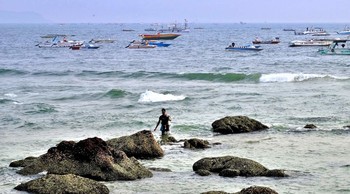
[318,40,350,55]
[337,26,350,35]
[126,40,156,49]
[225,43,263,51]
[289,39,333,47]
[36,35,83,48]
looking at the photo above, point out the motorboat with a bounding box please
[148,41,171,47]
[70,43,99,50]
[139,33,180,40]
[126,40,156,49]
[252,37,280,44]
[337,27,350,35]
[289,39,333,47]
[318,40,350,55]
[225,43,263,51]
[36,35,83,48]
[89,39,115,44]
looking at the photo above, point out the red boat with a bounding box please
[139,33,180,40]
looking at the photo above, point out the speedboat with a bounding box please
[139,33,180,40]
[318,40,350,55]
[252,37,280,44]
[70,43,99,50]
[126,40,156,49]
[148,41,171,47]
[225,43,263,51]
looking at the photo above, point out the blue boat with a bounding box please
[225,42,263,51]
[148,41,171,47]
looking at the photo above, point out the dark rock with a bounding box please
[107,130,164,159]
[195,169,211,176]
[265,169,288,177]
[184,138,210,149]
[160,134,178,145]
[149,167,172,172]
[201,191,230,194]
[11,137,153,181]
[212,116,268,134]
[234,186,278,194]
[304,124,317,129]
[219,168,240,177]
[193,156,287,177]
[10,156,38,167]
[15,174,109,194]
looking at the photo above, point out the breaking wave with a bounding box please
[138,90,186,103]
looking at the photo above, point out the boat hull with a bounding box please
[140,34,180,40]
[225,47,262,51]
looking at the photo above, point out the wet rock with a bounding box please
[107,130,164,159]
[14,174,109,194]
[193,156,287,177]
[219,169,240,177]
[304,124,317,129]
[201,191,230,194]
[234,186,278,194]
[184,138,210,149]
[195,169,211,176]
[11,137,153,181]
[149,167,172,172]
[212,116,268,134]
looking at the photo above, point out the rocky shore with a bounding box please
[10,116,286,194]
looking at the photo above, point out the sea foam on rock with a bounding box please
[212,116,268,134]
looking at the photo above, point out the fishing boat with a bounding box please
[318,40,350,55]
[289,39,333,47]
[89,39,115,44]
[36,35,83,48]
[252,37,280,44]
[139,33,180,40]
[225,43,263,51]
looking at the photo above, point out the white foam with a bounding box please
[259,73,346,83]
[138,90,186,103]
[4,93,17,98]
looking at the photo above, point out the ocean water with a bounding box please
[0,23,349,194]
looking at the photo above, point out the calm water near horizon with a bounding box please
[0,23,349,193]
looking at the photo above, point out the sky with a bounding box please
[0,0,349,23]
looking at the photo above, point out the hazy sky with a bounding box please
[1,0,349,23]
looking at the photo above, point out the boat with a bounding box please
[289,39,333,47]
[126,40,156,49]
[261,27,271,30]
[252,37,280,44]
[148,41,171,47]
[122,29,135,32]
[139,33,180,40]
[318,40,350,55]
[157,19,190,33]
[283,28,295,31]
[225,43,263,51]
[70,43,99,50]
[337,26,350,35]
[36,35,83,48]
[89,39,115,44]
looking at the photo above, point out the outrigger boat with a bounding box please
[225,42,263,51]
[318,40,350,55]
[139,33,180,40]
[126,40,156,49]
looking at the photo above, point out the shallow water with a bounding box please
[0,23,350,193]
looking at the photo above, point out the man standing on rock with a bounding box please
[154,108,171,135]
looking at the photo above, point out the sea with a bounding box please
[0,23,349,194]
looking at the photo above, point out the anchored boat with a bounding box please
[139,33,180,40]
[225,43,263,51]
[318,40,350,55]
